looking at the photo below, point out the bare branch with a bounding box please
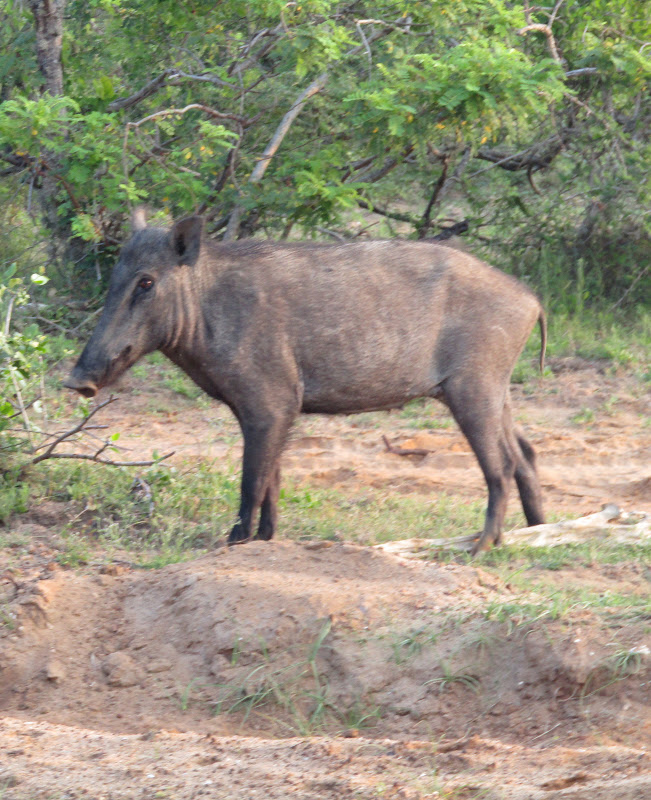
[17,396,175,471]
[356,198,418,225]
[565,67,598,78]
[127,103,249,130]
[548,0,567,27]
[418,154,450,239]
[107,68,175,113]
[107,68,236,113]
[224,73,328,240]
[609,265,650,311]
[356,21,373,80]
[29,396,119,464]
[351,145,415,184]
[518,22,563,63]
[228,25,284,77]
[30,451,174,468]
[472,135,566,176]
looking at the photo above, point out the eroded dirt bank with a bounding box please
[2,541,651,798]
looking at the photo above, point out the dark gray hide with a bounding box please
[65,215,546,553]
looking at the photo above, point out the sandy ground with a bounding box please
[1,356,650,798]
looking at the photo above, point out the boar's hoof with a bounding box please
[228,522,252,546]
[470,532,495,556]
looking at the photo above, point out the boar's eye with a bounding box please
[136,276,154,292]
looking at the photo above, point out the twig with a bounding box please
[9,370,34,449]
[356,20,373,80]
[19,396,175,470]
[382,435,434,457]
[609,265,650,310]
[356,198,418,225]
[316,227,347,242]
[3,395,42,420]
[30,451,174,467]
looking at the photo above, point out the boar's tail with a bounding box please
[538,308,547,375]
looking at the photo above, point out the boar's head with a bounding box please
[64,212,204,398]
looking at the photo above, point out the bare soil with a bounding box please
[1,358,650,798]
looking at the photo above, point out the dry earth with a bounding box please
[1,357,650,798]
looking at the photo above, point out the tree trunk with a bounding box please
[28,0,66,96]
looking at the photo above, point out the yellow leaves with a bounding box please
[31,128,38,136]
[436,123,445,130]
[185,152,192,160]
[407,113,414,123]
[480,135,488,144]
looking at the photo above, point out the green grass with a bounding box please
[209,618,345,736]
[508,307,651,389]
[425,663,481,694]
[391,625,440,664]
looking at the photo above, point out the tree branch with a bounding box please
[224,72,328,240]
[518,0,566,64]
[107,68,236,113]
[418,154,450,239]
[356,198,418,225]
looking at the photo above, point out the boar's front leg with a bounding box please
[256,462,281,541]
[229,404,297,545]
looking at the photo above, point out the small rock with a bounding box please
[100,564,128,576]
[303,540,334,551]
[147,658,172,674]
[103,651,145,687]
[45,658,66,683]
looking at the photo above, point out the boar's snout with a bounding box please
[63,372,99,398]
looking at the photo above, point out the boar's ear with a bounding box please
[131,206,148,232]
[169,216,204,267]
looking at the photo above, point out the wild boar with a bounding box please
[65,213,546,553]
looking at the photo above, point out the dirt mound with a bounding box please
[2,542,651,797]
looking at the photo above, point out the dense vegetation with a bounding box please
[1,0,649,457]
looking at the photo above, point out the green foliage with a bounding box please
[0,264,50,439]
[1,0,646,305]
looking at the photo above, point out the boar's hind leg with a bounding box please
[229,410,296,545]
[512,425,544,527]
[441,378,516,554]
[256,463,281,541]
[502,400,544,528]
